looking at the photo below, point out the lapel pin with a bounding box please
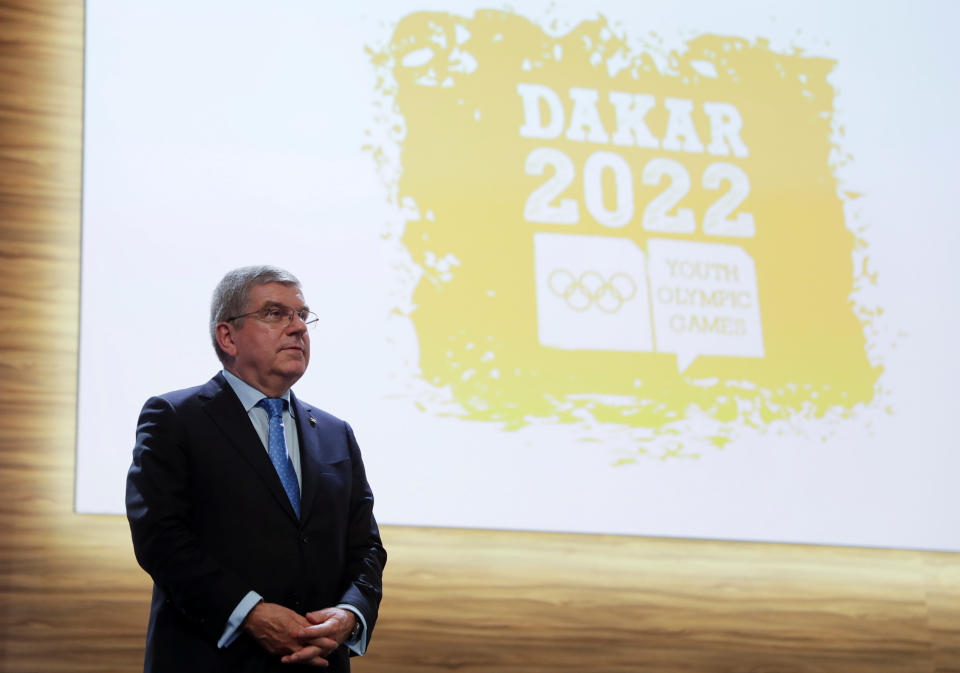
[309,416,317,426]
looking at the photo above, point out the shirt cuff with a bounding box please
[218,591,263,648]
[336,603,368,656]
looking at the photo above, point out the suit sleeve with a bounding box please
[126,395,251,643]
[337,421,387,649]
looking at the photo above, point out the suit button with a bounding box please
[301,534,309,544]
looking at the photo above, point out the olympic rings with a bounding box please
[547,269,637,313]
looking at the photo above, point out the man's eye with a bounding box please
[265,308,286,320]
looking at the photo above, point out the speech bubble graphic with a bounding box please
[647,238,763,373]
[534,233,652,352]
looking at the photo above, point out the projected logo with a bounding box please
[534,233,763,372]
[547,269,637,314]
[370,10,879,452]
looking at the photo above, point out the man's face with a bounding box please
[222,282,311,396]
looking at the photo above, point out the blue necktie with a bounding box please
[256,398,301,517]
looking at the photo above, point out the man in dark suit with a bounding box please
[126,265,386,671]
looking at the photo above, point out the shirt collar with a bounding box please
[221,369,292,413]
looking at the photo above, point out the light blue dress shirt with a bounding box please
[216,370,367,655]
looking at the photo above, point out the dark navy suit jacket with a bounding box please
[126,373,386,672]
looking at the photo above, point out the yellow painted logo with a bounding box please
[369,11,879,453]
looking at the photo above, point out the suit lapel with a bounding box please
[291,392,323,524]
[200,373,299,522]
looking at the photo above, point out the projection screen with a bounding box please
[77,0,960,551]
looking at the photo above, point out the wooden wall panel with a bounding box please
[0,2,957,672]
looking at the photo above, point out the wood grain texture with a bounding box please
[0,2,958,672]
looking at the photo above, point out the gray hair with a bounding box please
[210,265,301,363]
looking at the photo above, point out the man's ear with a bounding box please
[215,322,239,359]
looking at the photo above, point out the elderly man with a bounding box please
[126,265,386,671]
